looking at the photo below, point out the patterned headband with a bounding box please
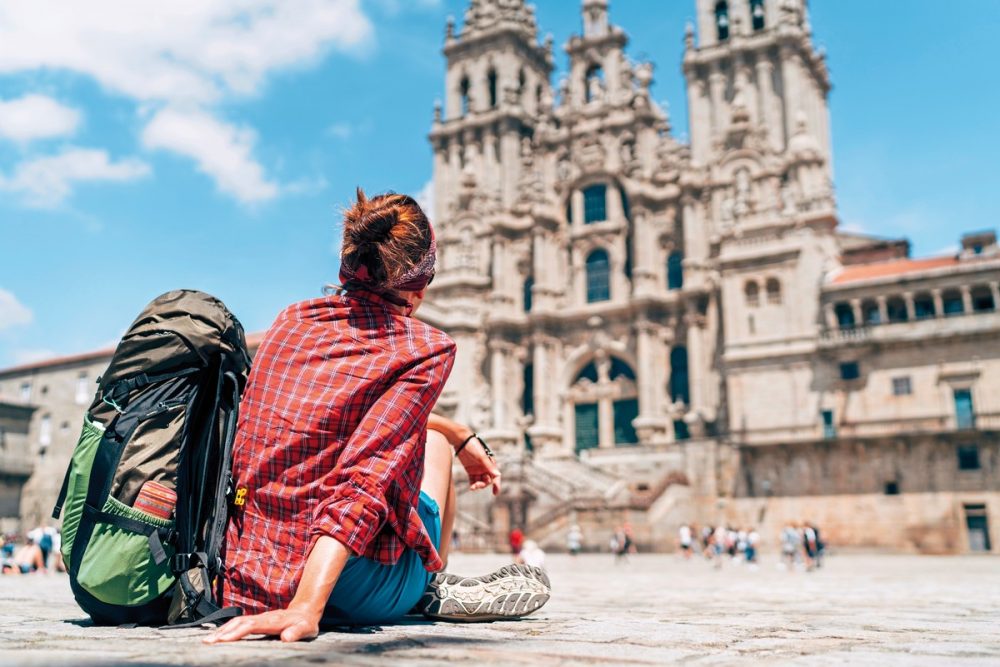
[338,225,436,292]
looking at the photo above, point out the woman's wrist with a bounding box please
[455,432,478,456]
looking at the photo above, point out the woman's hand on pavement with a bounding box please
[203,608,320,644]
[457,436,502,496]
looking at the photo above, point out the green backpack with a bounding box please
[52,290,251,627]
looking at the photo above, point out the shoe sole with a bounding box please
[420,564,551,622]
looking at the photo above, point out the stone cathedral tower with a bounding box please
[421,0,849,549]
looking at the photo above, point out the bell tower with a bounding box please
[685,0,831,170]
[430,0,553,224]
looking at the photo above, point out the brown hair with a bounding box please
[341,187,432,287]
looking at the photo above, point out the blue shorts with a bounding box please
[323,491,441,626]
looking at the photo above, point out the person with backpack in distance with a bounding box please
[206,189,550,644]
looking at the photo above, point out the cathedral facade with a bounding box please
[2,0,998,554]
[415,0,1000,553]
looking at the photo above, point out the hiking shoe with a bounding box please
[417,563,551,622]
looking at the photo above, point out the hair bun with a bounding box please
[339,186,433,288]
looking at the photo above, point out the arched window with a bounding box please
[745,281,760,307]
[750,0,766,31]
[914,292,936,319]
[576,362,599,384]
[523,276,534,312]
[487,68,498,108]
[834,302,855,329]
[715,1,730,41]
[585,64,604,103]
[862,299,880,325]
[610,357,636,381]
[522,363,534,417]
[670,347,690,405]
[942,289,964,315]
[518,68,526,98]
[459,76,470,116]
[667,252,684,290]
[887,296,909,322]
[583,184,607,223]
[766,278,782,305]
[972,285,996,312]
[585,249,611,303]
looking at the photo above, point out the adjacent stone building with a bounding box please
[1,0,997,554]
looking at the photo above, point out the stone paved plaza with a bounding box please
[2,553,998,666]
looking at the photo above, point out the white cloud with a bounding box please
[0,289,33,331]
[0,94,81,143]
[0,148,150,207]
[326,122,354,140]
[0,1,374,106]
[0,0,374,203]
[142,108,278,204]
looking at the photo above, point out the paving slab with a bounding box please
[2,553,998,666]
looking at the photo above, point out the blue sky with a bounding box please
[1,0,998,368]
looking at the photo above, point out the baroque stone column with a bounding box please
[960,285,973,314]
[932,289,944,318]
[755,56,777,151]
[527,335,563,458]
[903,292,916,322]
[633,320,668,443]
[684,309,707,437]
[485,339,520,451]
[876,296,888,324]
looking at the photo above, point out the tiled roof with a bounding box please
[0,331,267,377]
[830,256,960,285]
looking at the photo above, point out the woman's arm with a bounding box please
[427,412,474,447]
[428,412,502,496]
[204,535,350,644]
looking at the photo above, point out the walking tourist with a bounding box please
[509,527,525,558]
[518,540,546,569]
[745,528,760,567]
[567,524,583,556]
[780,523,803,570]
[678,523,693,559]
[206,190,549,644]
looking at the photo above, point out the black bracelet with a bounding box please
[455,433,479,456]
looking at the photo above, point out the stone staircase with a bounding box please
[453,451,692,552]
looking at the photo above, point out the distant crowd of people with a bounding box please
[504,520,824,569]
[1,525,63,575]
[780,522,825,570]
[679,523,761,567]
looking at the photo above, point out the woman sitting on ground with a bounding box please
[207,189,549,643]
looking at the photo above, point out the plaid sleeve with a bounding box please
[310,342,455,556]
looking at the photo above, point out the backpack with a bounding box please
[52,290,251,627]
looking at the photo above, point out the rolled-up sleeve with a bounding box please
[310,341,455,556]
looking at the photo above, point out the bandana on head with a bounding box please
[338,225,437,294]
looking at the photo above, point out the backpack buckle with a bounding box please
[172,553,192,572]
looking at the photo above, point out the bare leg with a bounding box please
[422,429,455,567]
[417,429,550,621]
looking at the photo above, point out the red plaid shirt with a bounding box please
[220,291,455,614]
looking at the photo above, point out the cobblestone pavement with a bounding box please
[2,553,999,666]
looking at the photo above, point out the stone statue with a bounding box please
[733,168,752,218]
